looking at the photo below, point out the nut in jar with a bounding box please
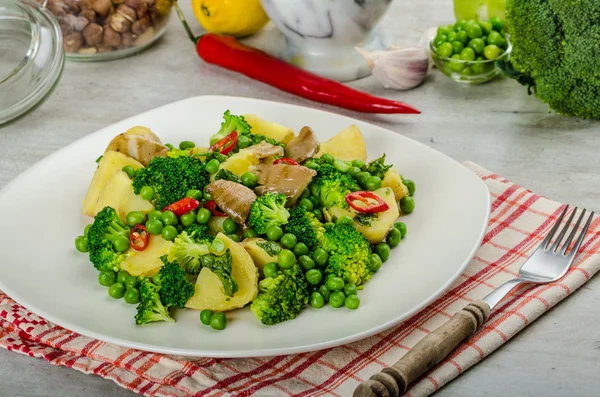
[37,0,173,57]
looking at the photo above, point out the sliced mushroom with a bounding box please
[255,163,317,206]
[105,133,168,166]
[206,180,257,224]
[284,126,320,163]
[247,141,284,159]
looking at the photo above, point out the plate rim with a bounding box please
[0,95,491,357]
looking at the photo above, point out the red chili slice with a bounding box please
[209,131,238,155]
[345,191,389,214]
[163,197,200,217]
[273,157,299,166]
[204,200,227,217]
[130,224,150,251]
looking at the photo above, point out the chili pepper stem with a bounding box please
[173,1,198,43]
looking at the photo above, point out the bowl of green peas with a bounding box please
[430,17,511,84]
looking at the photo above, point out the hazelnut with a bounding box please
[143,0,155,5]
[103,15,112,27]
[47,0,67,17]
[121,31,136,47]
[59,20,74,36]
[131,17,150,35]
[80,9,96,21]
[78,0,93,10]
[64,32,83,53]
[102,26,122,47]
[110,12,131,32]
[74,16,90,31]
[82,23,103,46]
[92,0,111,17]
[113,0,127,4]
[125,0,148,19]
[78,46,98,55]
[63,0,81,13]
[116,4,137,21]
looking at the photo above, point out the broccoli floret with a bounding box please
[354,213,377,227]
[256,241,281,257]
[184,223,213,243]
[132,156,210,210]
[153,256,195,309]
[251,134,285,148]
[250,265,309,325]
[210,110,252,144]
[166,149,192,158]
[247,193,290,235]
[364,154,392,179]
[309,163,360,209]
[322,223,373,286]
[214,169,241,183]
[505,0,600,119]
[135,277,175,325]
[87,206,131,272]
[285,207,325,250]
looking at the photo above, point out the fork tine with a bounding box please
[565,210,595,256]
[560,209,584,254]
[551,207,578,252]
[542,205,569,249]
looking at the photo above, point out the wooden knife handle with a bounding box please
[353,300,491,397]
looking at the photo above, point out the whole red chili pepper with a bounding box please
[204,200,227,217]
[345,191,390,214]
[173,4,420,115]
[130,224,150,251]
[163,197,200,217]
[273,157,299,166]
[209,131,238,155]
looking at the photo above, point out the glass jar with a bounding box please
[37,0,173,60]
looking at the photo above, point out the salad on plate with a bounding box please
[74,111,416,330]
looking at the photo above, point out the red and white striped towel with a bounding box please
[2,162,599,397]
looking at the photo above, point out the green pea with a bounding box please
[386,228,402,248]
[466,19,478,26]
[281,233,298,249]
[330,291,346,308]
[98,270,116,287]
[295,198,312,213]
[468,38,485,54]
[348,166,362,178]
[490,16,504,32]
[186,189,203,200]
[293,242,309,257]
[337,215,354,226]
[454,19,467,31]
[140,186,155,201]
[333,159,351,173]
[237,135,252,149]
[179,140,195,150]
[436,42,454,58]
[351,159,365,168]
[122,165,135,179]
[460,47,476,61]
[394,222,407,238]
[226,233,239,242]
[321,154,335,165]
[126,211,145,227]
[196,208,212,224]
[108,282,125,299]
[212,238,225,254]
[148,210,162,221]
[241,172,258,189]
[433,36,445,48]
[344,294,360,310]
[146,219,164,235]
[305,160,319,170]
[437,25,452,37]
[456,30,469,44]
[200,310,213,326]
[308,196,320,209]
[400,196,415,214]
[305,269,323,285]
[375,243,391,263]
[117,270,130,284]
[371,254,383,272]
[263,262,279,278]
[113,235,130,253]
[327,276,345,291]
[449,54,465,72]
[472,61,486,74]
[210,312,227,330]
[318,285,331,301]
[161,210,178,226]
[312,248,329,266]
[313,209,323,222]
[299,189,311,200]
[466,23,482,39]
[243,229,258,239]
[403,180,416,196]
[485,30,502,47]
[84,224,92,236]
[344,284,357,296]
[357,171,371,187]
[124,288,140,304]
[161,225,178,241]
[310,292,325,309]
[124,275,138,290]
[478,20,493,34]
[223,218,238,234]
[452,41,464,54]
[278,249,296,269]
[266,225,284,241]
[206,159,220,174]
[75,236,88,253]
[365,176,382,191]
[180,211,197,227]
[299,255,315,271]
[483,44,501,60]
[447,31,457,42]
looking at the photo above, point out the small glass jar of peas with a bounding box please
[430,17,511,84]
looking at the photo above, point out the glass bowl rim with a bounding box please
[429,35,512,64]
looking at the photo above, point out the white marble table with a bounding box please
[2,1,600,396]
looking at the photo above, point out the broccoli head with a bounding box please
[250,265,309,325]
[310,163,360,209]
[132,155,210,210]
[505,0,600,119]
[364,154,392,179]
[153,256,195,309]
[285,207,325,250]
[322,223,373,286]
[210,110,252,144]
[135,277,175,325]
[247,193,290,235]
[250,133,285,148]
[87,206,131,272]
[214,169,241,183]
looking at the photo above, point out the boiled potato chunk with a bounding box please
[82,151,144,217]
[243,114,295,144]
[240,238,279,277]
[329,187,399,244]
[316,125,367,162]
[219,149,261,176]
[382,168,409,202]
[121,235,173,276]
[94,171,154,218]
[122,126,161,143]
[186,233,259,311]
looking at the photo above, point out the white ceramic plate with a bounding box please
[0,96,490,357]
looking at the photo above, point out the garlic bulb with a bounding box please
[356,47,429,91]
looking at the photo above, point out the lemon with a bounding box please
[192,0,270,38]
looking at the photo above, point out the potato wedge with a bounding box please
[121,235,173,276]
[243,114,295,144]
[316,125,367,162]
[240,238,280,277]
[122,126,161,143]
[219,149,261,176]
[382,168,409,202]
[186,233,259,311]
[82,151,144,217]
[94,170,154,218]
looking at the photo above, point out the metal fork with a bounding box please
[354,205,595,397]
